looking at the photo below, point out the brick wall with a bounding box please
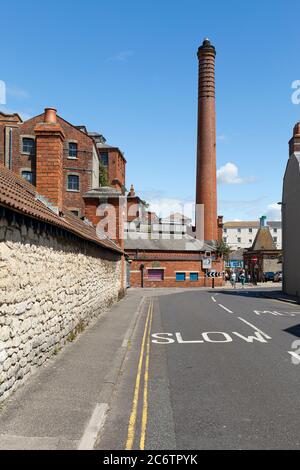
[0,113,98,215]
[106,149,125,189]
[0,209,122,402]
[127,252,224,288]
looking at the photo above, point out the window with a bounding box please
[223,237,227,243]
[273,228,278,233]
[176,272,186,281]
[249,239,252,243]
[21,171,33,184]
[67,175,79,191]
[22,138,35,155]
[148,269,164,281]
[100,152,109,166]
[70,210,79,217]
[237,237,241,243]
[273,237,278,243]
[237,228,241,233]
[223,228,227,233]
[190,273,199,281]
[68,142,78,158]
[249,228,253,233]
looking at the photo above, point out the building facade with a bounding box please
[282,122,300,296]
[223,221,282,250]
[0,109,126,217]
[243,217,282,282]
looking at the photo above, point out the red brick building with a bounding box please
[0,108,127,217]
[88,132,126,191]
[125,236,224,288]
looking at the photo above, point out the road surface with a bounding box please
[96,288,300,450]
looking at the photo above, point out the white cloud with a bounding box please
[138,190,195,221]
[217,134,227,141]
[265,203,281,221]
[217,162,256,185]
[107,50,133,62]
[148,197,194,221]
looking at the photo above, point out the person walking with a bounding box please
[240,269,246,288]
[230,271,236,288]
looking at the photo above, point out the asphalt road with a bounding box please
[96,288,300,450]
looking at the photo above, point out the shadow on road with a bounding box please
[209,288,283,300]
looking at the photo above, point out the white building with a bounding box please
[223,220,282,250]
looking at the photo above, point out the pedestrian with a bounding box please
[240,269,246,288]
[230,271,236,288]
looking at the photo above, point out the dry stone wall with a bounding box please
[0,213,122,401]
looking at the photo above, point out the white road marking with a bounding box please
[78,403,108,450]
[202,332,233,343]
[175,333,204,344]
[237,317,272,340]
[211,296,217,303]
[287,351,300,364]
[218,304,233,314]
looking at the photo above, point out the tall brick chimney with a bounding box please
[34,108,65,212]
[196,39,218,241]
[289,122,300,156]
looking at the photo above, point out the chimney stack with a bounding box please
[260,215,267,228]
[44,107,58,124]
[289,122,300,156]
[34,108,65,212]
[196,38,218,241]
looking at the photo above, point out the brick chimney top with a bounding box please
[293,122,300,136]
[198,38,216,57]
[44,108,57,124]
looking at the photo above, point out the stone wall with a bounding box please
[0,211,122,401]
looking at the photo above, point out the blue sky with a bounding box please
[1,0,299,221]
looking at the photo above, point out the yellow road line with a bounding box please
[125,298,152,450]
[139,300,153,450]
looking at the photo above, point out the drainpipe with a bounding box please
[140,264,145,288]
[9,128,13,169]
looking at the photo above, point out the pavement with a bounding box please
[1,285,300,450]
[0,289,145,450]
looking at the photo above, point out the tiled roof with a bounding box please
[250,226,277,251]
[0,164,123,254]
[224,220,281,228]
[124,233,215,252]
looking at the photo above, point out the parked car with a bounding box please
[274,271,282,282]
[264,272,275,281]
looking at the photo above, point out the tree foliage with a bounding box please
[99,161,110,187]
[215,240,231,260]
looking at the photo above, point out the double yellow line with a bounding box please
[125,298,153,450]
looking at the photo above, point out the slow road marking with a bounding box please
[152,317,272,345]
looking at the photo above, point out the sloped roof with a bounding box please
[0,164,122,254]
[224,220,281,228]
[228,248,246,260]
[124,233,214,252]
[250,226,276,251]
